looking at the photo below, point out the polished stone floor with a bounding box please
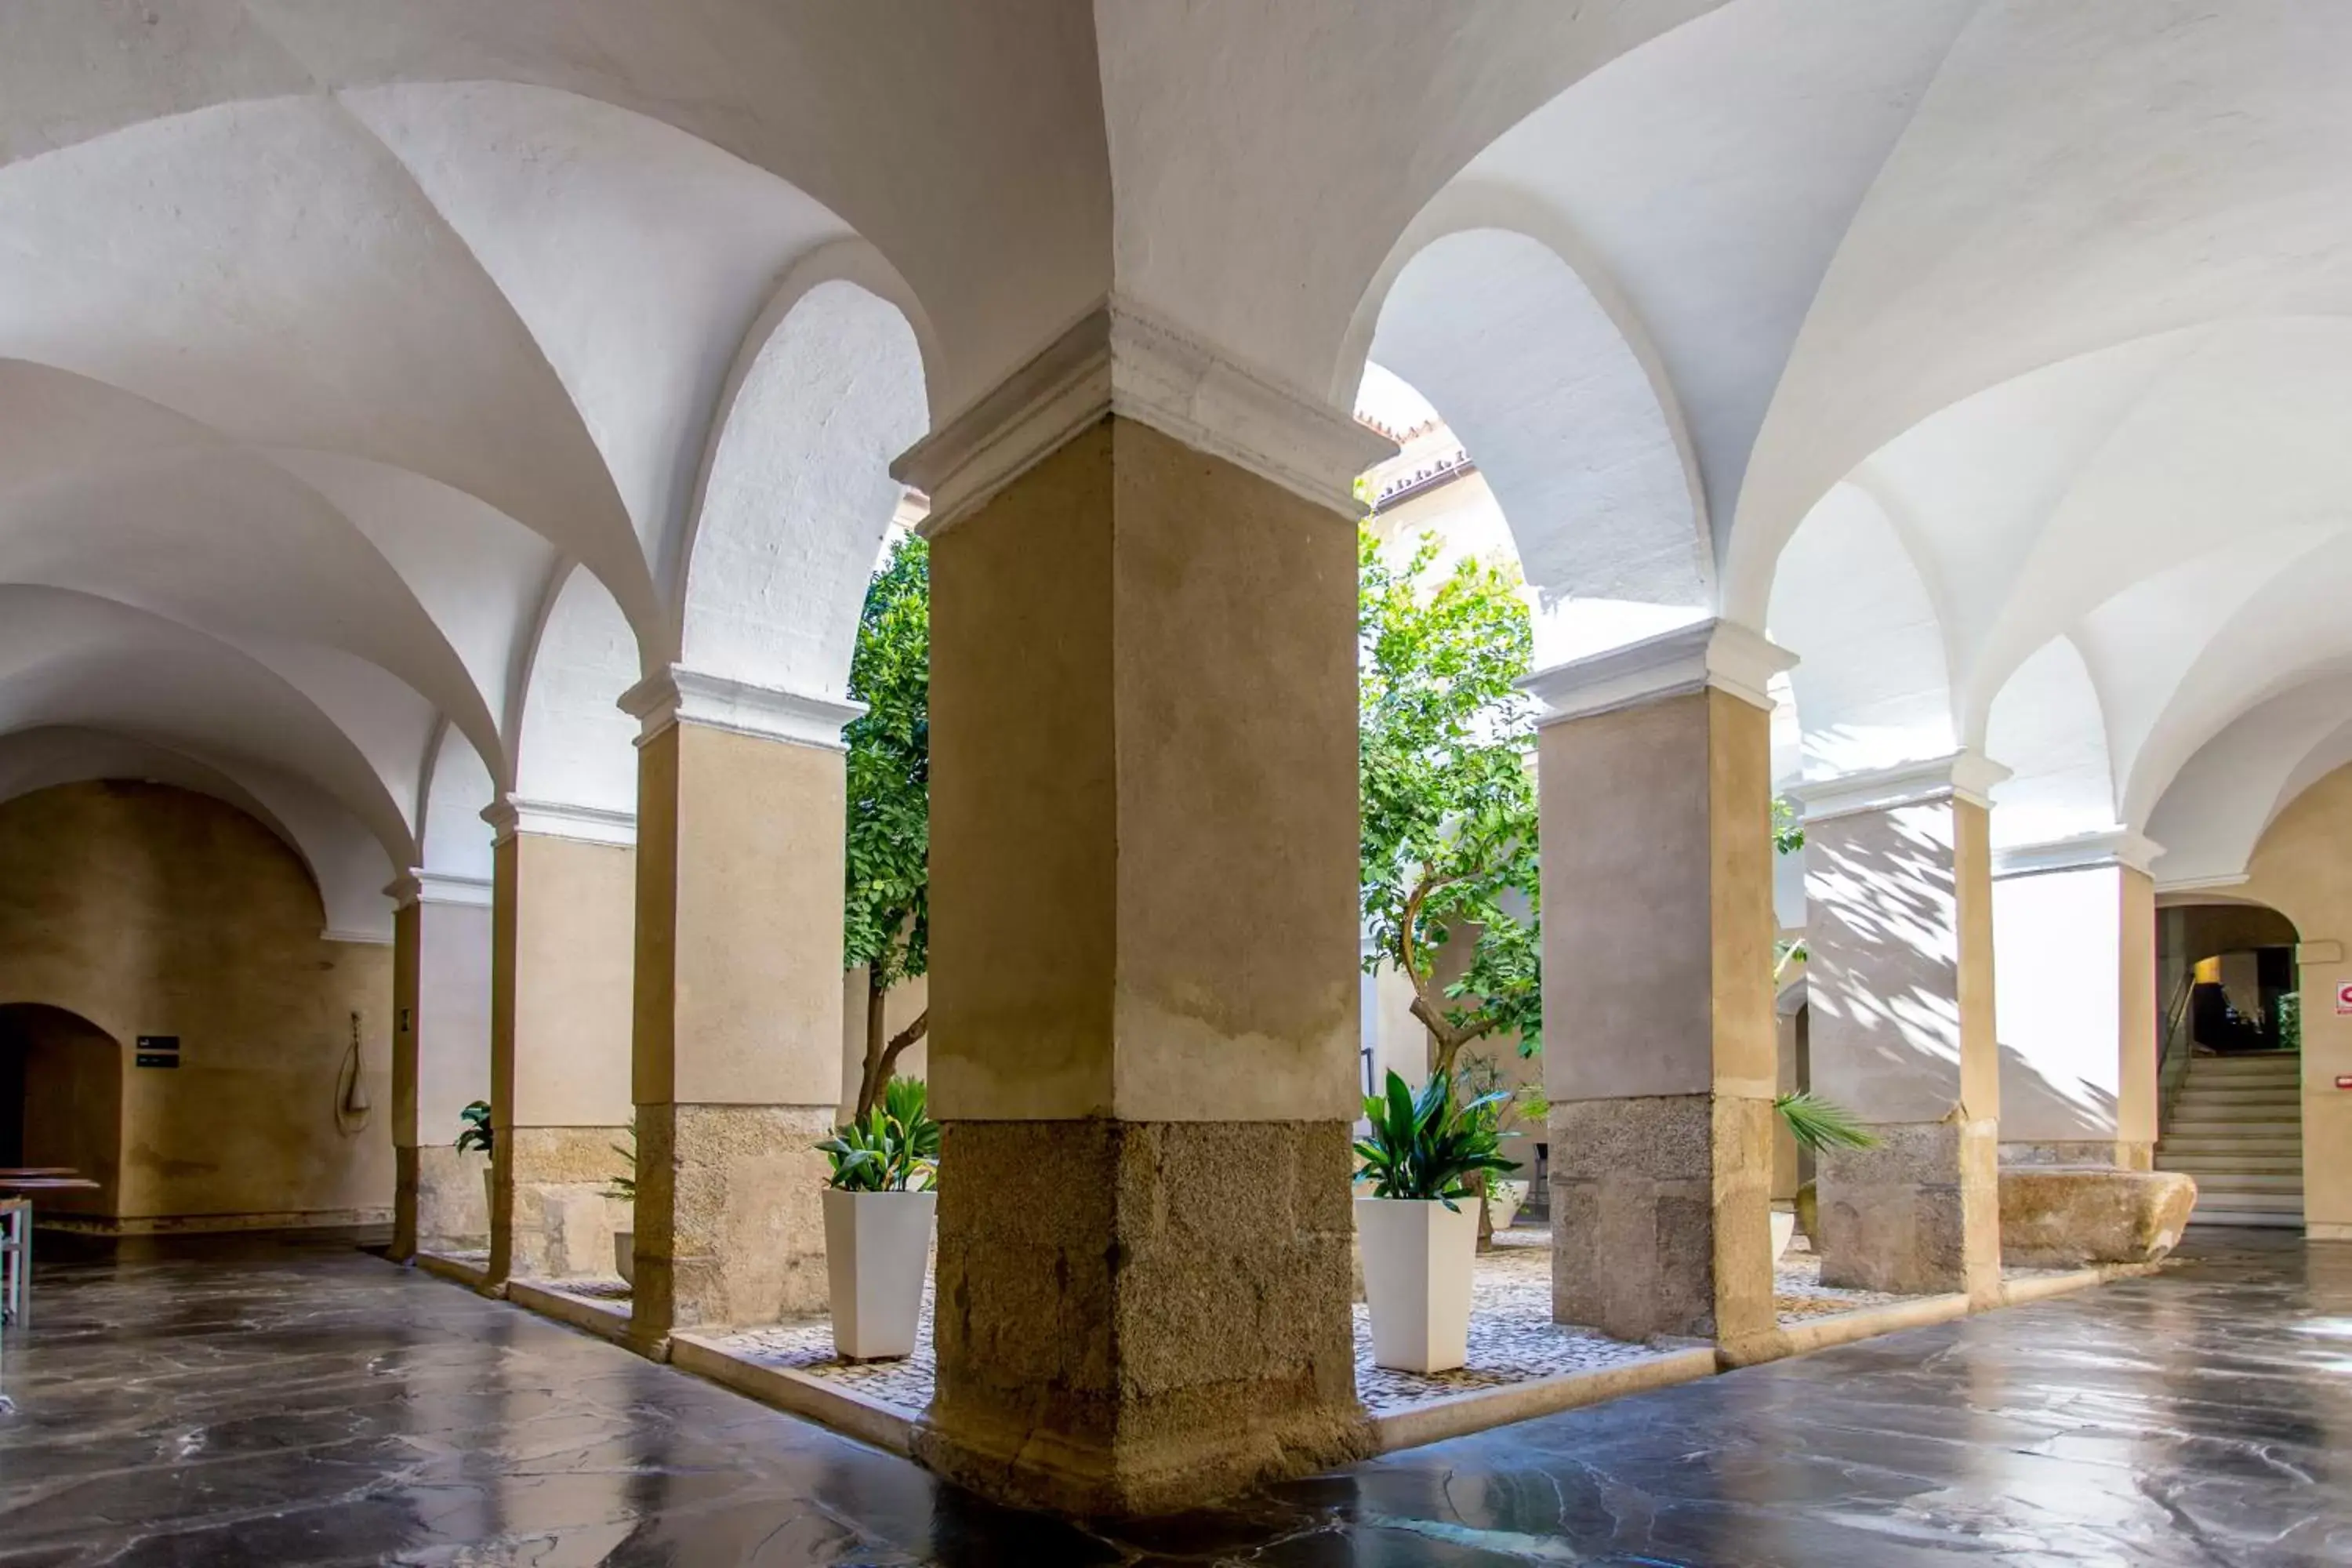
[3,1228,2347,1565]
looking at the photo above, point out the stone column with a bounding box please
[1523,622,1791,1357]
[619,669,855,1345]
[890,299,1388,1515]
[389,870,494,1259]
[1993,832,2161,1170]
[1795,753,2006,1301]
[483,801,638,1287]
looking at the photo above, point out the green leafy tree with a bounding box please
[1359,525,1542,1083]
[844,535,931,1120]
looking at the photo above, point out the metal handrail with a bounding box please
[2156,973,2198,1134]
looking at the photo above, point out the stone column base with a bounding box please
[1549,1093,1776,1347]
[2000,1138,2152,1172]
[397,1144,490,1258]
[1819,1118,2001,1301]
[630,1102,835,1345]
[489,1125,632,1284]
[916,1119,1368,1517]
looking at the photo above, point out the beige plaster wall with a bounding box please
[927,416,1359,1122]
[633,721,845,1109]
[394,898,492,1150]
[494,830,634,1130]
[1539,688,1776,1102]
[2225,761,2352,1236]
[0,781,393,1226]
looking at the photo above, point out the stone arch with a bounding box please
[0,1001,123,1221]
[508,564,642,826]
[670,270,930,703]
[1767,481,1956,781]
[1984,635,2118,848]
[1352,224,1712,666]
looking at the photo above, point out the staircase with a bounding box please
[2156,1052,2304,1228]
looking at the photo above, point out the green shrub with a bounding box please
[1353,1069,1515,1210]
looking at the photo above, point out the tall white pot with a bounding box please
[1356,1196,1478,1373]
[822,1188,937,1360]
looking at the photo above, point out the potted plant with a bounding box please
[456,1100,494,1217]
[1774,1090,1875,1256]
[1354,1069,1515,1373]
[815,1076,939,1360]
[604,1120,637,1285]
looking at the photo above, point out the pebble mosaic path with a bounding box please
[689,1223,1925,1420]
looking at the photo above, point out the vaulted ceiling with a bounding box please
[5,1,2345,936]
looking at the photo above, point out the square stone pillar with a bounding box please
[390,871,494,1259]
[1523,622,1790,1359]
[1992,832,2161,1171]
[1797,754,2006,1301]
[891,299,1389,1516]
[484,804,637,1287]
[619,673,855,1345]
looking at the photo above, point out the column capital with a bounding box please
[1790,750,2011,823]
[891,293,1394,534]
[1992,826,2164,880]
[384,869,495,909]
[1518,618,1794,726]
[619,665,864,753]
[481,795,637,848]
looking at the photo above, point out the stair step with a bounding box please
[2159,1147,2300,1166]
[2185,1058,2302,1078]
[2183,1171,2304,1193]
[2175,1087,2303,1104]
[2189,1188,2305,1210]
[2188,1210,2305,1229]
[2166,1113,2300,1131]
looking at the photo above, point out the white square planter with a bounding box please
[822,1188,937,1360]
[1356,1196,1478,1373]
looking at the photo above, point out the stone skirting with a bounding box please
[629,1102,835,1345]
[396,1144,490,1259]
[914,1118,1369,1516]
[490,1124,632,1284]
[1548,1093,1776,1346]
[1817,1118,2002,1301]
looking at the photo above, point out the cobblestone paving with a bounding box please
[712,1226,1683,1420]
[1772,1236,1913,1321]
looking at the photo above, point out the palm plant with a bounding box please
[818,1076,940,1192]
[604,1118,637,1202]
[1774,1090,1876,1152]
[1354,1069,1516,1210]
[455,1100,493,1156]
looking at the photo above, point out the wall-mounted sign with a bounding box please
[2336,981,2352,1016]
[135,1034,180,1069]
[2336,1075,2352,1091]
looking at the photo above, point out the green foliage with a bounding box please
[818,1076,942,1192]
[2278,991,2303,1054]
[1773,1091,1877,1153]
[604,1118,637,1203]
[1773,795,1806,855]
[844,534,930,994]
[455,1100,493,1156]
[1358,525,1541,1066]
[1353,1069,1518,1209]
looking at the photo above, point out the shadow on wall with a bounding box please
[1995,1039,2119,1140]
[0,1001,121,1217]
